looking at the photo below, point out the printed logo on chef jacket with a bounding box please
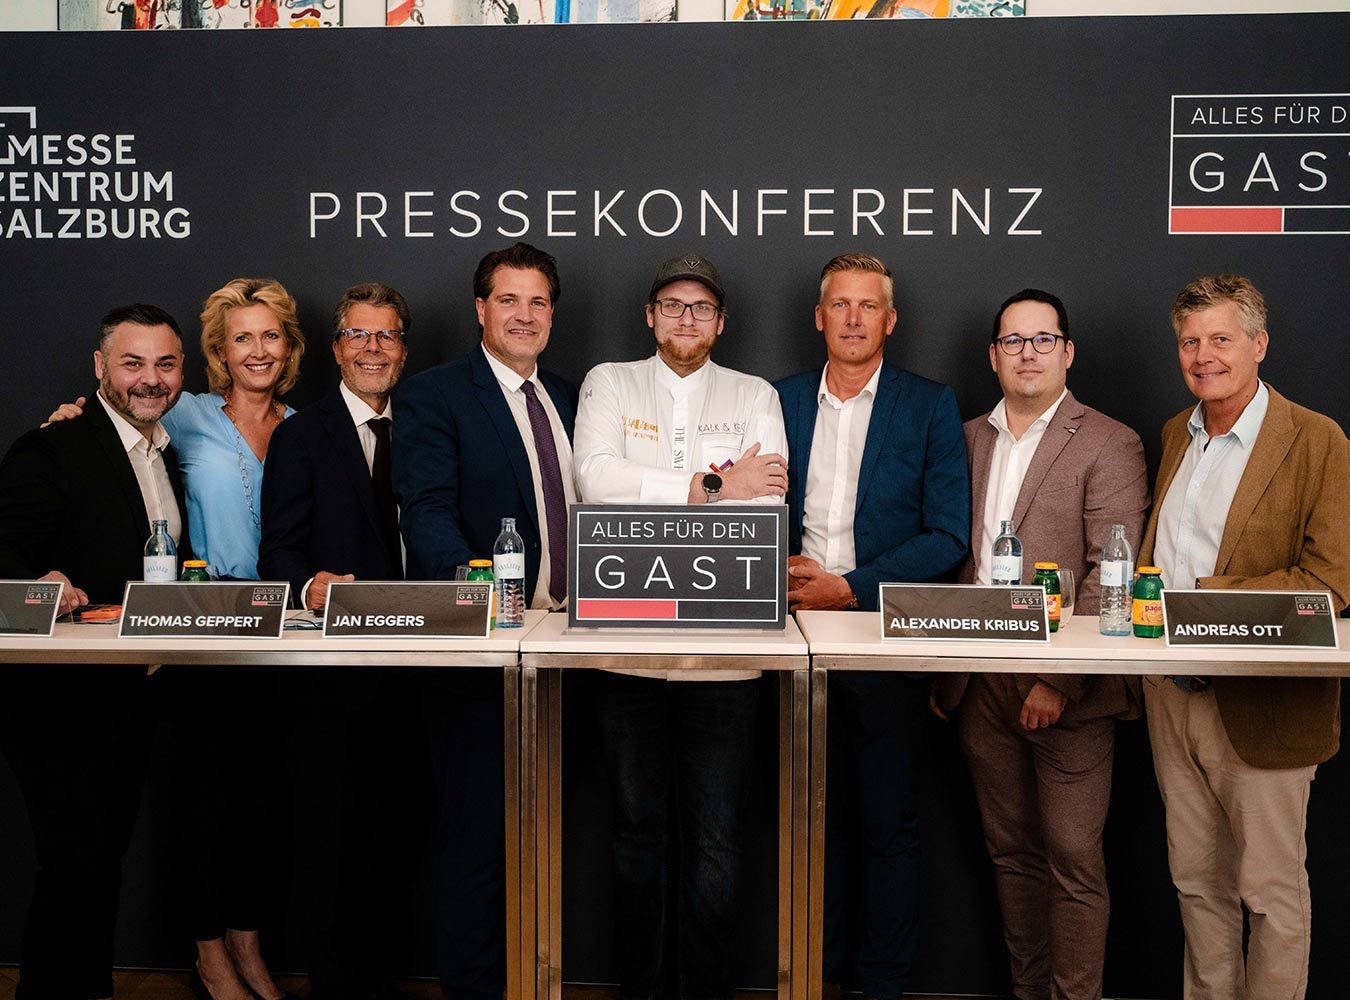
[624,415,659,442]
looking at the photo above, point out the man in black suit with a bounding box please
[393,243,577,1000]
[258,283,414,1000]
[0,304,189,1000]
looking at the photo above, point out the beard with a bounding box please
[100,376,179,429]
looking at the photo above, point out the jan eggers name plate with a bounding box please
[323,582,492,638]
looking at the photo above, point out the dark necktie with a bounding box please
[366,417,401,573]
[519,380,568,603]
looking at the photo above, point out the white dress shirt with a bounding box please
[96,391,181,546]
[574,354,788,505]
[573,353,788,680]
[974,389,1067,585]
[482,345,577,611]
[800,362,881,575]
[1155,381,1269,591]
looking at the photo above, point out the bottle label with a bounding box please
[493,553,525,579]
[991,555,1022,583]
[143,555,176,583]
[1132,597,1163,627]
[1100,560,1132,588]
[1046,593,1062,622]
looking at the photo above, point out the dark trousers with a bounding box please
[288,667,428,1000]
[957,675,1115,1000]
[823,672,928,1000]
[422,668,506,1000]
[593,673,760,1000]
[0,665,152,1000]
[161,666,278,942]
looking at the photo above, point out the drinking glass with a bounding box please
[1056,568,1076,630]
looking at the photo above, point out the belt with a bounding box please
[1171,675,1211,693]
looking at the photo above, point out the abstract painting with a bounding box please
[58,1,342,30]
[726,0,1022,20]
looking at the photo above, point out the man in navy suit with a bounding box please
[393,243,577,1000]
[775,254,969,1000]
[259,282,415,1000]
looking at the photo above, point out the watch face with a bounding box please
[702,472,723,493]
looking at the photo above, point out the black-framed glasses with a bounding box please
[336,328,405,348]
[995,333,1067,355]
[653,298,721,322]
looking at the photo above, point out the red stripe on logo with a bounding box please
[575,599,677,620]
[1171,207,1283,233]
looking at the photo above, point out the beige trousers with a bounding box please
[1143,675,1316,1000]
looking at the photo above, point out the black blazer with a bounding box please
[393,348,578,591]
[0,390,191,604]
[258,385,404,605]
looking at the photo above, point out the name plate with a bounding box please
[0,580,64,637]
[119,582,289,639]
[323,582,492,638]
[1162,589,1338,649]
[880,583,1050,642]
[569,503,787,630]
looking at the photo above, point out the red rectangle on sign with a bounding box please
[575,599,678,621]
[1171,207,1283,233]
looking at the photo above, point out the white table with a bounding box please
[0,609,548,1000]
[794,609,1350,1000]
[519,612,811,1000]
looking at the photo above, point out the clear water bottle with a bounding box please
[143,519,177,582]
[1099,523,1134,636]
[990,519,1023,586]
[492,516,526,628]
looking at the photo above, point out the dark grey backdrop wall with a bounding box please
[2,13,1349,998]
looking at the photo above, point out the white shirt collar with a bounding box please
[655,353,711,396]
[339,380,390,427]
[1187,380,1269,447]
[817,361,882,408]
[482,343,536,392]
[988,387,1069,439]
[96,390,170,453]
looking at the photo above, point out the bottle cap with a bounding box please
[183,560,208,568]
[1138,566,1162,574]
[468,559,492,567]
[1033,561,1059,570]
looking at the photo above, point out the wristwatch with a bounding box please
[701,472,722,503]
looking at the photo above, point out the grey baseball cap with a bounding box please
[648,252,725,307]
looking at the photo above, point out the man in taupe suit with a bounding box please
[934,289,1149,1000]
[1139,274,1350,1000]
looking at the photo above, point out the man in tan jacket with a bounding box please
[1139,274,1350,1000]
[934,288,1148,1000]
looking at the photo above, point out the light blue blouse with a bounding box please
[161,391,294,581]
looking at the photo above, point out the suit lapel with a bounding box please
[855,365,900,515]
[1214,386,1295,575]
[967,419,997,559]
[1011,392,1085,530]
[319,387,383,536]
[1139,414,1192,563]
[472,349,541,533]
[87,394,152,539]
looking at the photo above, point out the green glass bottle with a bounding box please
[179,559,210,582]
[466,558,495,630]
[1033,561,1062,633]
[1132,567,1165,638]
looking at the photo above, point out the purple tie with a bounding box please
[520,379,568,603]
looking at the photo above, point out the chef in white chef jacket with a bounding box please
[572,253,788,1000]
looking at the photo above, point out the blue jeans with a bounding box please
[823,672,928,1000]
[594,673,760,1000]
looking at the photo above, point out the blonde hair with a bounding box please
[1171,274,1267,339]
[200,278,305,396]
[819,253,894,308]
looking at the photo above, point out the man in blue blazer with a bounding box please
[775,254,969,1000]
[393,243,577,1000]
[260,282,416,1000]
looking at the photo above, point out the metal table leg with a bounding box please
[807,667,827,1000]
[520,664,539,1000]
[505,665,524,1000]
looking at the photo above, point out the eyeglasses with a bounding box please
[337,328,404,348]
[653,298,721,322]
[995,333,1067,355]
